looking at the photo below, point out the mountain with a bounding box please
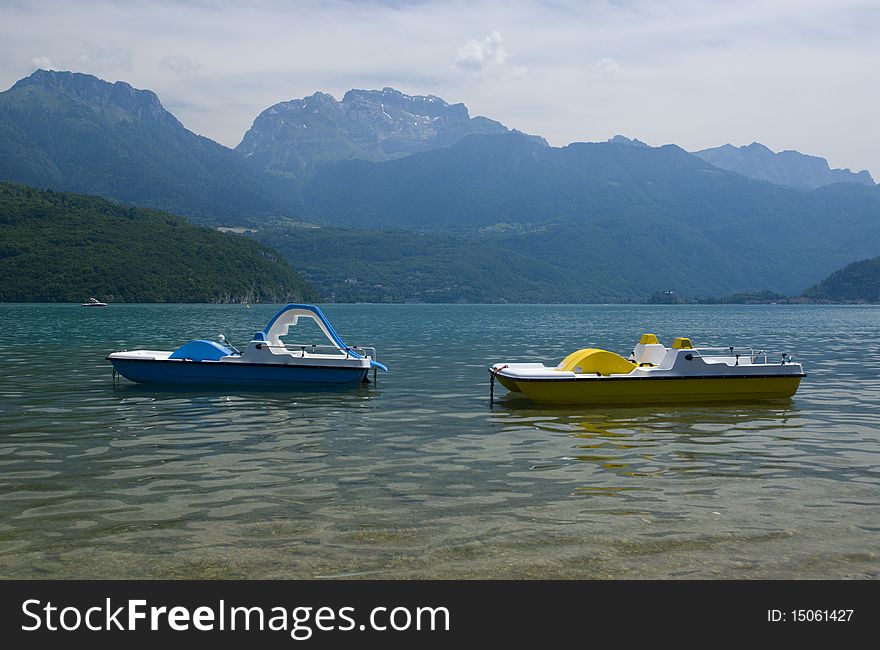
[802,255,880,302]
[693,142,875,190]
[0,181,317,303]
[304,132,717,230]
[2,70,880,302]
[250,224,593,303]
[608,134,650,147]
[0,69,301,224]
[300,133,880,296]
[236,87,540,179]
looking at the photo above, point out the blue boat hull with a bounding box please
[110,359,369,388]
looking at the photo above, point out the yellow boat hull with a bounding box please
[512,375,802,405]
[496,374,522,392]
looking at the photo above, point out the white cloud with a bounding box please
[456,31,509,70]
[76,45,133,72]
[594,56,621,78]
[0,0,877,175]
[31,55,52,69]
[160,55,203,76]
[455,30,526,79]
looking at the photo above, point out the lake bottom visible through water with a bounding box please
[0,303,877,579]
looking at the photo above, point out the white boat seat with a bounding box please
[636,344,667,365]
[631,334,667,366]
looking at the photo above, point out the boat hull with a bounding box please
[495,375,522,392]
[508,374,802,405]
[110,358,369,388]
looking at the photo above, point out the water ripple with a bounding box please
[0,303,878,578]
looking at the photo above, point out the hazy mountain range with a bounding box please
[693,142,874,190]
[1,69,879,302]
[0,69,301,221]
[236,86,545,179]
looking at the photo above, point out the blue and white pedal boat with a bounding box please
[107,304,387,387]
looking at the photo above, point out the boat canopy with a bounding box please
[261,304,388,372]
[262,304,348,348]
[556,348,637,376]
[169,340,234,362]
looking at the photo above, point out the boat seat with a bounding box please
[632,334,667,366]
[556,348,637,376]
[168,340,234,362]
[672,337,693,349]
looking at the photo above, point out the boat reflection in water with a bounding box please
[489,398,803,500]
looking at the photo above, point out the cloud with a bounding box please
[594,56,621,78]
[160,55,203,76]
[456,31,509,70]
[31,55,52,69]
[455,30,525,79]
[0,0,877,176]
[76,45,133,72]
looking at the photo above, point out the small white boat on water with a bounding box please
[490,333,805,405]
[82,298,108,307]
[107,304,388,388]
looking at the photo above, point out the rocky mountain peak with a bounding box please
[608,135,650,147]
[13,69,170,122]
[744,142,773,154]
[342,87,468,121]
[305,91,339,107]
[237,86,511,178]
[694,141,875,190]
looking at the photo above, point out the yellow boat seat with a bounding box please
[556,348,637,376]
[672,337,693,349]
[633,333,667,365]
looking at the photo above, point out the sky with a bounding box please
[1,0,878,177]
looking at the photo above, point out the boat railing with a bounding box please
[692,347,794,364]
[351,346,378,360]
[257,342,378,360]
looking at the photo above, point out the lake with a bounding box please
[0,303,877,578]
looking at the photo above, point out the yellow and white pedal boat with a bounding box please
[489,334,805,405]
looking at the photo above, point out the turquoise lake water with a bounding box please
[0,303,878,579]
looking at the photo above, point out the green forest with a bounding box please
[0,182,317,303]
[803,256,880,302]
[253,224,592,303]
[2,70,880,304]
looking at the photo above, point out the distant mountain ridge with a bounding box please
[2,69,880,302]
[0,69,301,223]
[236,86,542,179]
[608,134,650,147]
[12,68,172,122]
[299,132,880,296]
[693,142,875,190]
